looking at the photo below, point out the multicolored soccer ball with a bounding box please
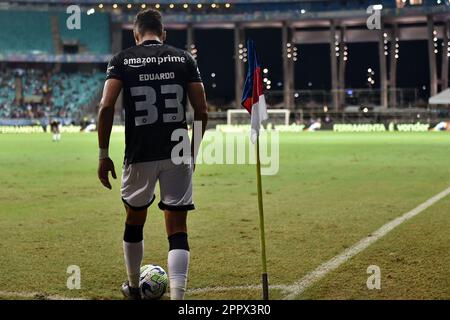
[139,264,168,300]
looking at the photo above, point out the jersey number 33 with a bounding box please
[131,84,184,126]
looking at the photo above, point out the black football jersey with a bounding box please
[106,39,202,164]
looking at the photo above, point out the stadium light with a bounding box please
[300,9,306,14]
[190,44,198,59]
[113,3,118,9]
[225,3,231,8]
[197,4,202,9]
[155,4,161,9]
[127,4,132,9]
[211,3,217,8]
[183,3,189,9]
[141,4,146,9]
[169,4,175,9]
[98,3,103,9]
[87,8,95,15]
[211,73,216,78]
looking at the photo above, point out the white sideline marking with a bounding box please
[2,187,449,300]
[282,186,450,299]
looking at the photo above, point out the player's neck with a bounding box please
[139,34,162,45]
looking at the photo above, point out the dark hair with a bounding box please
[134,9,163,37]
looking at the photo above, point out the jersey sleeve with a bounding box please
[106,53,123,81]
[185,52,202,83]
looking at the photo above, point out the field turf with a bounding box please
[0,131,449,300]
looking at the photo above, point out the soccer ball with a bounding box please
[139,264,168,300]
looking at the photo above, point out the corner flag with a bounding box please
[241,39,268,144]
[241,39,270,300]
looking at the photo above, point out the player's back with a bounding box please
[106,40,202,164]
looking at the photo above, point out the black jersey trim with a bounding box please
[158,201,195,212]
[122,195,156,211]
[124,155,173,166]
[141,39,163,46]
[106,74,123,81]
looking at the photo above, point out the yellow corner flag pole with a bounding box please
[255,134,269,300]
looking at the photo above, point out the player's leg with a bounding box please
[165,210,189,300]
[158,159,194,300]
[120,162,157,298]
[122,205,147,291]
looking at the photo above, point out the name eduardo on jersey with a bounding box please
[106,39,202,165]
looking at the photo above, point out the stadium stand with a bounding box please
[0,10,110,55]
[49,71,104,117]
[0,8,109,122]
[0,70,17,118]
[0,68,103,119]
[56,12,110,54]
[0,11,53,54]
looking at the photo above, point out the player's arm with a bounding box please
[97,78,122,189]
[187,82,208,168]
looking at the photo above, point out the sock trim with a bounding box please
[123,224,144,243]
[168,232,189,251]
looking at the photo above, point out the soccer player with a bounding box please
[50,119,61,142]
[97,9,208,300]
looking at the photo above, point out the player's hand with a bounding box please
[98,157,117,189]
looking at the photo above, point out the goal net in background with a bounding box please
[227,109,291,126]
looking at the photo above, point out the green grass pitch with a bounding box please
[0,131,449,300]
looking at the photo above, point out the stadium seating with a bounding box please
[57,12,110,54]
[49,71,104,117]
[0,68,103,119]
[0,11,53,54]
[0,10,110,55]
[0,70,17,117]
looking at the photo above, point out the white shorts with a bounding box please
[121,159,194,211]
